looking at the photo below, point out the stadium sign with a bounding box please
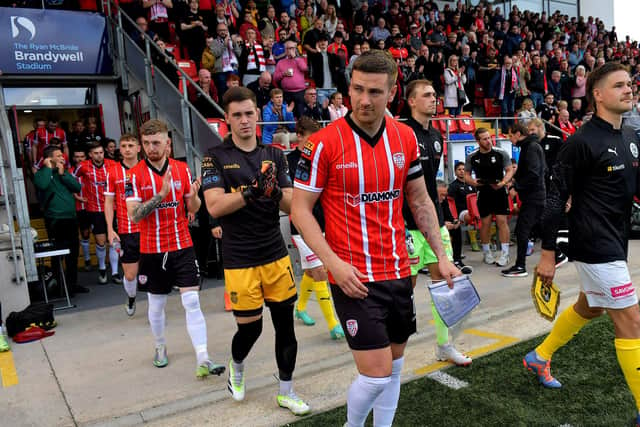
[0,7,112,75]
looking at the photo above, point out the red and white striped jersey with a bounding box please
[73,159,116,213]
[125,158,193,254]
[105,161,140,234]
[35,128,67,160]
[69,166,86,211]
[294,114,423,283]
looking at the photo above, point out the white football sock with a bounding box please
[96,244,106,270]
[123,277,137,298]
[181,291,209,365]
[80,239,90,262]
[109,246,119,275]
[373,357,404,427]
[147,293,167,346]
[346,374,391,427]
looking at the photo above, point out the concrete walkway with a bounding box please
[3,242,640,427]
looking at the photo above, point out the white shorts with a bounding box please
[291,235,323,270]
[574,260,638,309]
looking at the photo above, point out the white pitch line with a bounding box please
[427,371,469,390]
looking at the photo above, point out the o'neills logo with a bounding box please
[336,161,358,170]
[345,190,400,207]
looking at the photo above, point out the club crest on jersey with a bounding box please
[433,140,442,153]
[138,275,148,285]
[491,156,496,163]
[630,142,639,159]
[346,319,358,337]
[392,152,405,169]
[174,181,182,190]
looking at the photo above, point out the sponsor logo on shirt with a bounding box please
[345,189,400,207]
[302,141,314,157]
[223,163,241,169]
[157,201,180,209]
[335,161,358,170]
[607,164,625,172]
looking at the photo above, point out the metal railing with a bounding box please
[104,0,224,175]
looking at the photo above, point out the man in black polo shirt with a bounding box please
[501,123,546,278]
[401,80,470,366]
[447,162,480,255]
[524,63,640,426]
[464,128,515,267]
[202,87,309,415]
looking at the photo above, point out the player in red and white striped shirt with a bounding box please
[32,119,68,167]
[125,119,224,378]
[105,134,141,316]
[292,50,460,427]
[70,148,93,274]
[74,142,117,284]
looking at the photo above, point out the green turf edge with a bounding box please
[287,316,638,427]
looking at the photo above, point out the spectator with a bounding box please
[143,0,172,43]
[246,71,274,111]
[569,98,585,125]
[517,98,537,124]
[537,92,558,123]
[528,53,546,107]
[154,38,179,88]
[327,31,348,65]
[272,28,289,62]
[179,0,208,67]
[389,33,409,63]
[262,89,295,146]
[206,23,241,98]
[547,70,563,102]
[258,5,278,41]
[131,16,158,49]
[370,17,390,45]
[444,54,466,116]
[300,87,329,121]
[571,64,587,101]
[300,4,316,34]
[34,145,87,296]
[327,91,347,120]
[303,17,325,55]
[238,9,261,42]
[557,109,576,140]
[322,4,339,39]
[189,69,219,118]
[273,39,308,117]
[239,27,266,86]
[308,34,346,106]
[491,55,518,131]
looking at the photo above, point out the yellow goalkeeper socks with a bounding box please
[296,273,314,312]
[536,305,589,360]
[431,302,449,346]
[314,280,339,331]
[615,338,640,412]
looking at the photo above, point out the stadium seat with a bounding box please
[458,115,476,133]
[165,43,180,60]
[207,118,228,137]
[466,193,482,229]
[484,98,501,117]
[474,84,485,107]
[436,97,445,115]
[447,196,459,220]
[177,60,198,78]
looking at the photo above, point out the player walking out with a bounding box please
[202,87,309,415]
[292,51,460,427]
[105,134,141,316]
[126,119,224,378]
[523,62,640,425]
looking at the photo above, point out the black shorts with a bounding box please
[331,277,416,350]
[77,210,91,231]
[119,233,140,264]
[87,211,107,236]
[138,247,200,294]
[477,187,510,218]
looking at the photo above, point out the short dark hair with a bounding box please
[296,116,321,135]
[42,145,62,159]
[222,87,257,112]
[474,127,490,140]
[351,50,398,89]
[454,161,465,170]
[586,61,629,111]
[86,141,103,152]
[509,122,529,135]
[406,79,434,100]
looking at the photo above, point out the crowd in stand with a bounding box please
[113,0,640,140]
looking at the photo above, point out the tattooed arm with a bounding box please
[126,165,172,224]
[405,176,461,286]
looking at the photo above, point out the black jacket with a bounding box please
[308,51,347,95]
[514,134,546,204]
